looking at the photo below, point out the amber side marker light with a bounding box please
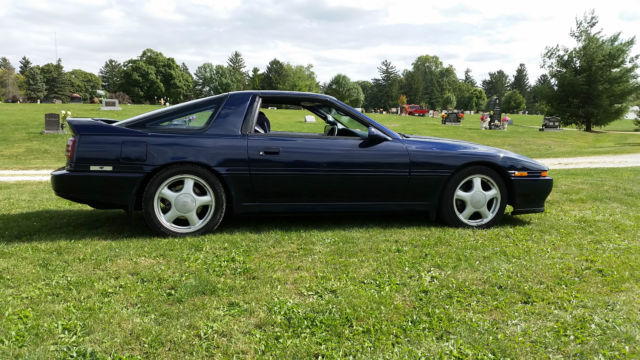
[514,171,528,177]
[541,171,549,177]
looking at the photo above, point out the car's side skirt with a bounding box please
[235,202,432,214]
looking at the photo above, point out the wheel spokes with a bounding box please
[472,177,483,192]
[460,206,475,221]
[154,174,216,233]
[159,187,178,203]
[455,189,471,202]
[195,195,213,208]
[182,178,195,195]
[484,188,498,201]
[478,206,491,220]
[185,212,200,227]
[163,208,179,224]
[453,174,501,226]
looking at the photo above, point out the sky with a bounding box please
[1,0,639,84]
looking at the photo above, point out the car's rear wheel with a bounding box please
[440,166,507,228]
[143,165,226,236]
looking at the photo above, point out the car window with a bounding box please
[260,106,326,134]
[145,109,214,130]
[255,99,369,138]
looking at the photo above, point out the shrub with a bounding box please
[109,91,131,104]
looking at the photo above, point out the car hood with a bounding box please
[401,134,548,171]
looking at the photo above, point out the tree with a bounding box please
[530,74,554,114]
[67,69,101,101]
[227,51,247,91]
[99,59,124,93]
[248,67,262,90]
[0,57,13,71]
[324,74,364,107]
[543,10,640,131]
[120,49,192,103]
[454,82,486,111]
[40,59,72,102]
[441,92,456,110]
[19,56,32,75]
[180,62,195,100]
[402,55,458,109]
[502,90,526,113]
[120,59,164,103]
[23,66,46,101]
[482,70,510,99]
[286,64,320,93]
[510,63,530,107]
[397,94,407,106]
[355,80,374,109]
[261,59,290,90]
[372,59,400,109]
[463,68,477,87]
[193,63,234,97]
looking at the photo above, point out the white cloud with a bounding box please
[0,0,638,84]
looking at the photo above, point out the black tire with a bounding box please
[439,166,507,228]
[142,164,226,236]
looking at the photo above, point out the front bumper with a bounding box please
[51,168,145,210]
[510,176,553,215]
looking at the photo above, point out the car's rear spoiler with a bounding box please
[91,118,119,124]
[66,118,145,136]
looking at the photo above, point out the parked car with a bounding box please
[51,91,553,236]
[404,104,428,116]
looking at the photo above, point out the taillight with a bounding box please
[66,137,76,161]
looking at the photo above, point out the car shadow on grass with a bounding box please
[0,209,531,243]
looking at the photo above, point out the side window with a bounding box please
[253,99,369,138]
[259,106,325,134]
[145,109,214,130]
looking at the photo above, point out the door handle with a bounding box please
[260,147,280,156]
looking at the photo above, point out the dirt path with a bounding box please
[535,153,640,169]
[1,153,639,182]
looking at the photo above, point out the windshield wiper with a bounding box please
[398,132,410,138]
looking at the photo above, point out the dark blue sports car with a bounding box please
[52,91,552,236]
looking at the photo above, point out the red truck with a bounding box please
[404,104,428,116]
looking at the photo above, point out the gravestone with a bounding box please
[41,113,62,134]
[487,97,503,130]
[100,98,121,110]
[539,116,562,131]
[443,112,461,125]
[304,115,316,123]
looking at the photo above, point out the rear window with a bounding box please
[145,109,214,129]
[119,95,226,131]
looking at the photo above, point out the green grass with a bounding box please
[1,168,639,358]
[1,104,639,169]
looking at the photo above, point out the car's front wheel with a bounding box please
[143,165,226,236]
[440,166,507,228]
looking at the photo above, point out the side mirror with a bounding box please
[367,127,391,143]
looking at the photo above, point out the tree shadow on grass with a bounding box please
[0,209,530,243]
[0,209,149,243]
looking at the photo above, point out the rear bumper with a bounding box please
[510,177,553,215]
[51,168,145,209]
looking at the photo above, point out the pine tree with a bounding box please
[226,51,247,91]
[19,56,32,75]
[543,10,640,131]
[24,66,46,101]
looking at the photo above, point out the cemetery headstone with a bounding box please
[304,115,316,123]
[539,116,562,131]
[101,99,122,111]
[488,97,502,130]
[443,112,461,125]
[41,113,62,134]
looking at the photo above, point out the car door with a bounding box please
[247,133,410,205]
